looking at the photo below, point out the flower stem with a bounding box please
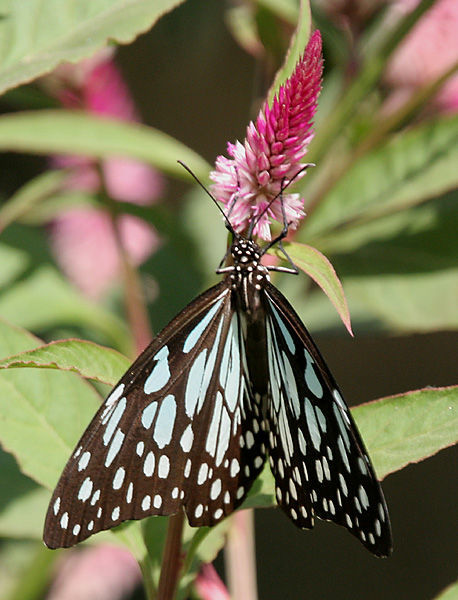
[225,510,258,600]
[98,182,152,354]
[157,512,185,600]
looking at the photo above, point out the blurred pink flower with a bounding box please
[46,52,162,298]
[384,0,458,113]
[195,563,230,600]
[47,544,141,600]
[210,31,323,241]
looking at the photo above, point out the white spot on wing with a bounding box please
[183,297,224,353]
[53,497,60,515]
[305,398,321,451]
[144,346,170,394]
[185,349,207,418]
[78,451,91,471]
[142,401,158,429]
[112,466,125,490]
[158,455,170,478]
[143,451,155,477]
[90,489,100,506]
[136,441,145,456]
[78,477,93,502]
[198,462,209,485]
[103,397,126,445]
[126,482,134,504]
[180,424,194,452]
[105,428,125,467]
[60,512,69,529]
[101,384,125,423]
[153,394,177,448]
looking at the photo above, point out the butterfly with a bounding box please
[43,171,392,557]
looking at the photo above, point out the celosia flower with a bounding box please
[45,52,162,298]
[210,30,323,241]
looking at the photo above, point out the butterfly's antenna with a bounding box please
[177,161,237,236]
[248,163,314,238]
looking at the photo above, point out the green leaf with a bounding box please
[0,450,47,539]
[274,241,353,335]
[354,386,458,479]
[346,269,458,333]
[0,170,67,234]
[0,111,210,180]
[0,541,56,600]
[0,319,101,489]
[433,580,458,600]
[258,0,299,24]
[0,0,185,95]
[267,0,311,104]
[315,193,458,273]
[0,486,49,540]
[0,338,130,385]
[0,243,29,289]
[0,266,131,351]
[305,115,458,239]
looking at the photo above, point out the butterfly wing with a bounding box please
[263,282,392,557]
[44,280,266,548]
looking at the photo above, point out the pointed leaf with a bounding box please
[0,170,67,234]
[0,111,210,180]
[0,266,130,351]
[274,241,353,335]
[353,386,458,479]
[305,114,458,239]
[0,319,100,490]
[0,0,185,95]
[0,450,47,539]
[0,339,130,385]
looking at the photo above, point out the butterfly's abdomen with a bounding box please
[228,239,270,395]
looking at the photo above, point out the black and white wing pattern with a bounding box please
[263,282,392,557]
[44,280,266,548]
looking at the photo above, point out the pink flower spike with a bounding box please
[210,31,323,240]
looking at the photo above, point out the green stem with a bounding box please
[96,162,152,355]
[108,200,153,354]
[139,553,158,600]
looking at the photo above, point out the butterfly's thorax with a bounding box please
[227,239,270,396]
[227,239,269,316]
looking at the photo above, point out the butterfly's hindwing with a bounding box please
[263,282,392,557]
[44,281,264,548]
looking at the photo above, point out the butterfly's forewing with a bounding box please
[263,282,392,557]
[44,280,265,548]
